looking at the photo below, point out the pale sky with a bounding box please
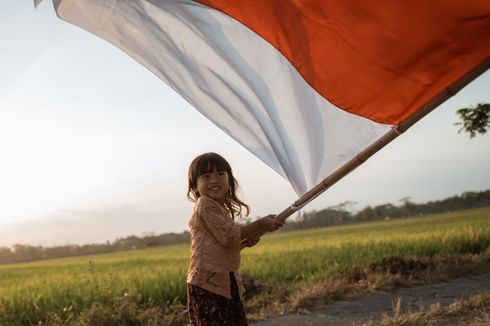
[0,1,489,246]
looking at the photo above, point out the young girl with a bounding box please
[186,152,283,325]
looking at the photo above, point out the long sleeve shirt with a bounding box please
[187,196,245,299]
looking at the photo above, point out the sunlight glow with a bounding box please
[0,106,124,224]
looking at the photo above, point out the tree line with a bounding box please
[281,189,490,231]
[0,232,189,266]
[1,189,489,265]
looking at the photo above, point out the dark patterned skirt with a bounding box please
[187,272,248,326]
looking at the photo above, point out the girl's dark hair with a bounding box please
[187,152,250,220]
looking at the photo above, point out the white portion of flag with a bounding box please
[53,0,391,195]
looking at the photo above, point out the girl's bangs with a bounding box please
[194,154,229,179]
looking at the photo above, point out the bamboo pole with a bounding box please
[276,57,490,222]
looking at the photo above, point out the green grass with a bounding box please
[1,207,489,325]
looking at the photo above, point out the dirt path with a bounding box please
[251,273,490,326]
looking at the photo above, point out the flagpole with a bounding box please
[276,57,490,222]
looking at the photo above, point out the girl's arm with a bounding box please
[240,215,283,248]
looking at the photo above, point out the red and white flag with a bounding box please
[47,0,490,195]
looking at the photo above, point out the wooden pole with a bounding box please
[276,57,490,222]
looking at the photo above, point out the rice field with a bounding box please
[1,207,489,325]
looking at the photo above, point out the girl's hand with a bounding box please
[241,236,260,248]
[259,215,284,232]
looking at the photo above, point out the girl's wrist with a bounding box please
[258,218,270,232]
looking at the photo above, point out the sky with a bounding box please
[0,1,489,247]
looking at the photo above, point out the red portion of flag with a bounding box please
[198,0,490,125]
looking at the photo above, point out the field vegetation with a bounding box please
[1,207,489,325]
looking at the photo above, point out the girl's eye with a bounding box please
[219,171,226,176]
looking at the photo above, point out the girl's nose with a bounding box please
[209,172,220,181]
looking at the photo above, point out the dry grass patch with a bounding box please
[246,253,490,321]
[359,291,490,326]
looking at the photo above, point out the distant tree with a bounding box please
[455,103,489,137]
[399,197,411,204]
[355,206,376,221]
[336,200,358,212]
[0,247,14,264]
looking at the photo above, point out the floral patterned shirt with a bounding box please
[187,196,245,299]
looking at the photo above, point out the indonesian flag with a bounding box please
[47,0,490,195]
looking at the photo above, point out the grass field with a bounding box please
[1,207,489,325]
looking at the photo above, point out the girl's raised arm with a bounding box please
[240,215,283,246]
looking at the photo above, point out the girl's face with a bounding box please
[195,168,229,203]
